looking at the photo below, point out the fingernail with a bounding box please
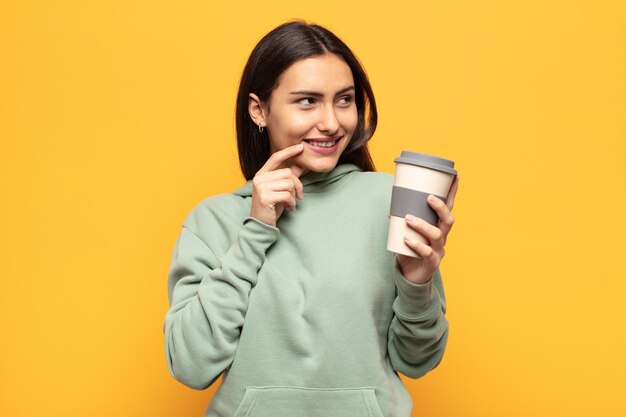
[428,195,436,203]
[405,214,416,222]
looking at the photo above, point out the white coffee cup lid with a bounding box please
[394,150,457,175]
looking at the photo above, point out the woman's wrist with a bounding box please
[395,255,434,285]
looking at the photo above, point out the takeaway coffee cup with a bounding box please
[387,151,458,258]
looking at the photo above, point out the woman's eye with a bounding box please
[339,95,354,105]
[297,96,353,106]
[298,97,315,105]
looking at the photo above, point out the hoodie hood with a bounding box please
[232,163,363,197]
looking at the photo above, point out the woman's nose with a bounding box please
[317,105,340,134]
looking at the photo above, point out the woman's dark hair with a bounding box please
[235,19,378,180]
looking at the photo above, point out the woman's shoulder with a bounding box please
[344,170,394,217]
[180,193,248,235]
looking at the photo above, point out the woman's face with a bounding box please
[249,54,358,176]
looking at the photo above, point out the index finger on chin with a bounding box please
[258,144,305,174]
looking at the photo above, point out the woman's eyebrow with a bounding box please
[289,86,355,97]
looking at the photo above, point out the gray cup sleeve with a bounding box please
[389,186,448,226]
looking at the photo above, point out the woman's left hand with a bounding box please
[394,175,459,284]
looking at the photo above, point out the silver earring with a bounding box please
[258,124,264,133]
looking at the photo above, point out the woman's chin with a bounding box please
[301,158,339,173]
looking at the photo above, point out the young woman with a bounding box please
[164,19,459,417]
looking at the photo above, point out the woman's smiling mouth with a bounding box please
[303,137,341,154]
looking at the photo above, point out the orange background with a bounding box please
[1,1,625,416]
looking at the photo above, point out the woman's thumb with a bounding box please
[289,164,306,178]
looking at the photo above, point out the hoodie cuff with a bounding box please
[224,216,280,280]
[242,216,280,235]
[391,256,438,319]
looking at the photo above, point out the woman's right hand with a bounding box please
[250,143,306,227]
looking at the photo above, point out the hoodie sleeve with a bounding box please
[387,257,449,379]
[163,216,280,390]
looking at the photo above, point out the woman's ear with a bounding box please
[248,93,267,127]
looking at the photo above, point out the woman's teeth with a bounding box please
[308,140,337,148]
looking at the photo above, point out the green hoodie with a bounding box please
[164,162,448,417]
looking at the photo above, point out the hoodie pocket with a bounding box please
[232,386,384,417]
